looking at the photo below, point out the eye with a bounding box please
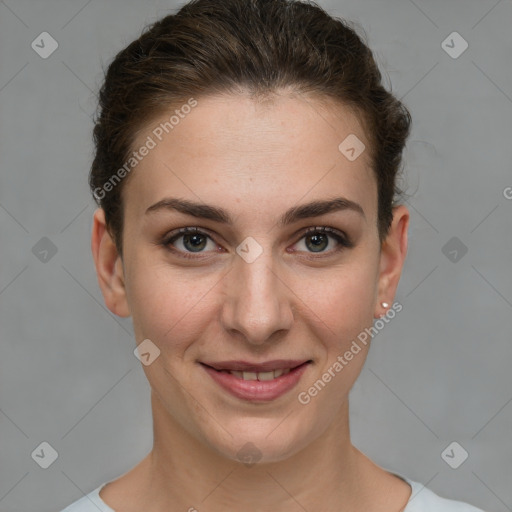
[161,225,353,259]
[162,227,218,259]
[292,226,352,255]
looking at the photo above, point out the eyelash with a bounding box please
[161,226,353,260]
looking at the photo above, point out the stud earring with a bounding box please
[378,302,390,319]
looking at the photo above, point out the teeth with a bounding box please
[257,371,275,381]
[227,368,292,380]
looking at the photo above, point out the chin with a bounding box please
[199,415,314,466]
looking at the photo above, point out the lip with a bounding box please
[200,360,311,402]
[200,359,310,372]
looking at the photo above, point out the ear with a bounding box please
[374,205,409,319]
[91,208,131,318]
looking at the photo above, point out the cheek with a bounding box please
[125,260,219,348]
[294,263,377,414]
[293,257,378,335]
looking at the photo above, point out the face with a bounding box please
[92,91,408,463]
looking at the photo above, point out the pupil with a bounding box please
[307,234,327,252]
[184,234,206,251]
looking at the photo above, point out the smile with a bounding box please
[218,368,291,380]
[199,360,312,401]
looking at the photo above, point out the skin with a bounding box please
[91,90,410,512]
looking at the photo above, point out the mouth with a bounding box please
[199,359,312,401]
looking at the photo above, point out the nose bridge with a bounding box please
[220,242,294,344]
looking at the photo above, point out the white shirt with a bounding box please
[59,473,486,511]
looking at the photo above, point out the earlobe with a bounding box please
[374,205,409,319]
[91,208,131,318]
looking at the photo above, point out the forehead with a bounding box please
[123,91,377,226]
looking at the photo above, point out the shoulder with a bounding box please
[59,483,115,512]
[402,476,486,512]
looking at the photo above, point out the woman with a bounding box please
[61,0,485,510]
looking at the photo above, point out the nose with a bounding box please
[219,248,295,346]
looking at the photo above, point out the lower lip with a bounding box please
[201,362,310,402]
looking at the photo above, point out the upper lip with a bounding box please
[201,359,311,372]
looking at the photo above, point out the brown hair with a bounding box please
[90,0,412,257]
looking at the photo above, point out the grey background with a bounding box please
[0,0,511,510]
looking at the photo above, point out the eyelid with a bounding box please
[300,226,351,244]
[160,226,219,248]
[290,226,353,255]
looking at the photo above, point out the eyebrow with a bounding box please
[145,196,366,225]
